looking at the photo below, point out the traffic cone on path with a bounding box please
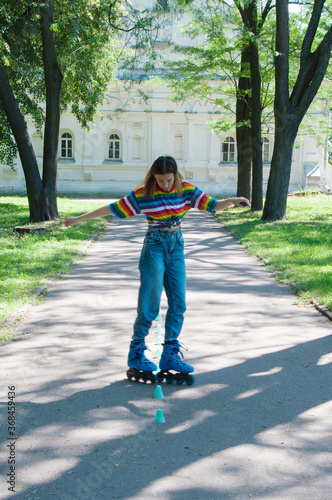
[155,409,165,423]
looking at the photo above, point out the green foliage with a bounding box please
[163,0,277,135]
[0,0,123,163]
[0,107,18,166]
[216,193,332,310]
[165,0,332,143]
[115,3,171,82]
[55,0,122,127]
[0,0,46,164]
[0,0,167,145]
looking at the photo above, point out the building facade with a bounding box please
[1,1,331,196]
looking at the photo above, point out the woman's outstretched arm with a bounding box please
[64,205,112,227]
[215,197,251,211]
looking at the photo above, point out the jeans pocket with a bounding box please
[146,232,162,245]
[177,233,184,245]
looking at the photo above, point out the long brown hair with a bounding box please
[141,156,182,199]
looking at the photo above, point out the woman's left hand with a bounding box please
[230,197,251,208]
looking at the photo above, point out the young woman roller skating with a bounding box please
[64,156,251,384]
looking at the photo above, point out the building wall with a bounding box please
[0,0,330,196]
[1,80,329,197]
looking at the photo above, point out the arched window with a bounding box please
[263,137,270,163]
[174,133,183,160]
[222,137,235,162]
[108,133,121,160]
[61,132,73,158]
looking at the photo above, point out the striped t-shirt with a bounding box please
[109,182,217,228]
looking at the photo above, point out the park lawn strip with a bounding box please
[1,193,331,340]
[216,193,332,312]
[0,196,112,340]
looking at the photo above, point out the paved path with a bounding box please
[1,211,331,500]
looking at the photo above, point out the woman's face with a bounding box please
[154,173,175,192]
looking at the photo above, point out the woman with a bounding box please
[64,156,251,384]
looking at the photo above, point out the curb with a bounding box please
[215,216,332,324]
[311,300,332,322]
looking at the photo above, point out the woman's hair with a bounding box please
[142,156,182,198]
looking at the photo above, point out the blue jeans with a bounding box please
[133,227,186,342]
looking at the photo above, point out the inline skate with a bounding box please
[156,340,195,385]
[126,340,157,383]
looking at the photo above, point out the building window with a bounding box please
[222,137,235,162]
[174,133,183,160]
[263,137,270,163]
[61,133,73,158]
[108,133,121,160]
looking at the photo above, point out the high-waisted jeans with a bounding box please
[133,227,186,342]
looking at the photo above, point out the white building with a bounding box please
[1,1,331,196]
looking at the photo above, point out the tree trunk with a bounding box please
[236,47,252,200]
[262,0,290,221]
[40,0,63,220]
[0,3,63,224]
[235,0,266,208]
[262,116,297,220]
[0,62,48,221]
[263,0,332,221]
[236,123,252,199]
[249,34,263,210]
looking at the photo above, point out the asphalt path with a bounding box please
[0,210,331,500]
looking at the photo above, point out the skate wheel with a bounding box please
[166,374,174,383]
[175,378,184,385]
[185,374,195,386]
[126,368,135,380]
[143,374,156,384]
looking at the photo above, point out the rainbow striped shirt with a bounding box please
[109,182,217,228]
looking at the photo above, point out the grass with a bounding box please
[216,192,332,312]
[1,192,331,342]
[0,195,111,341]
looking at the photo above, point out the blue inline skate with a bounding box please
[156,340,195,385]
[126,340,157,383]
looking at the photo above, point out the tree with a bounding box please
[235,0,274,210]
[162,3,254,199]
[162,3,252,199]
[263,0,332,220]
[236,46,252,200]
[163,0,276,206]
[0,0,121,222]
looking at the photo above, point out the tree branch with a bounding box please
[295,22,332,121]
[301,0,325,61]
[108,1,154,33]
[259,0,274,29]
[274,0,290,110]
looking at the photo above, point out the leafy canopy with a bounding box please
[0,0,123,164]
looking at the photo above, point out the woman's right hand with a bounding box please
[64,216,80,227]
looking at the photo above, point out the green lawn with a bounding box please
[0,196,111,340]
[216,192,332,311]
[1,192,331,342]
